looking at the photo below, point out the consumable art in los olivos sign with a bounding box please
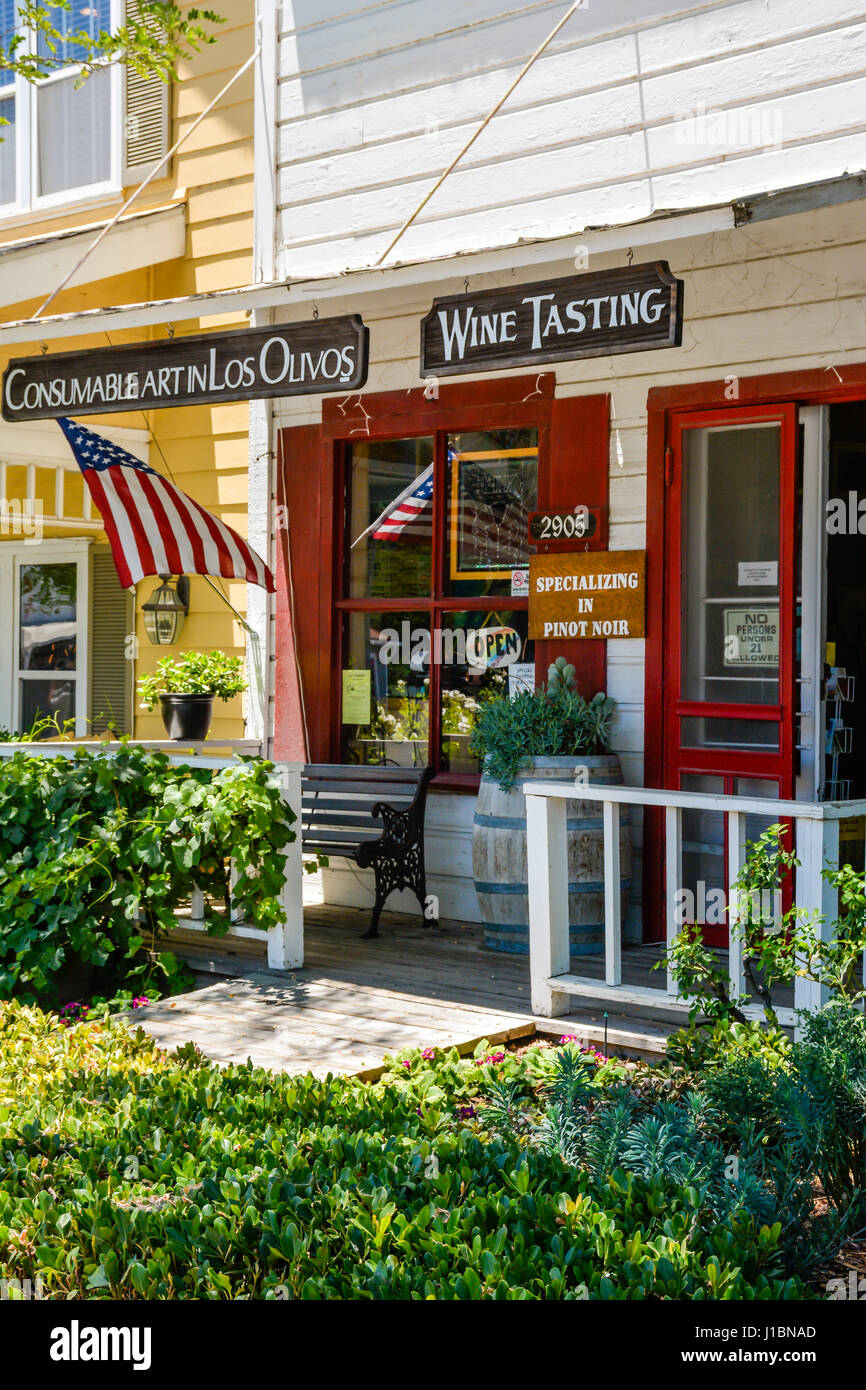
[1,318,370,421]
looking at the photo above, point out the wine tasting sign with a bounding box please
[2,317,369,421]
[421,262,683,377]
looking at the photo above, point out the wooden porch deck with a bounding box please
[127,907,695,1075]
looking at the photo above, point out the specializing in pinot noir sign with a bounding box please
[421,262,683,377]
[2,317,369,421]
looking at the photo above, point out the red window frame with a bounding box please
[274,376,612,784]
[329,391,550,788]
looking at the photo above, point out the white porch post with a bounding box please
[526,792,570,1017]
[603,799,622,986]
[268,761,304,970]
[664,805,683,996]
[727,810,746,1001]
[794,813,837,1022]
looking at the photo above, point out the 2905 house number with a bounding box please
[528,508,597,542]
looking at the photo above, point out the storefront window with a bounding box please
[340,429,538,775]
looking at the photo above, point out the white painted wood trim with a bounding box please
[547,974,796,1029]
[521,780,830,819]
[794,817,828,1023]
[603,799,621,987]
[526,793,569,1017]
[664,805,682,996]
[727,809,746,1002]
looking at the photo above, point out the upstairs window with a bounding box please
[0,2,168,216]
[35,1,114,198]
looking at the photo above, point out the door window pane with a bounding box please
[20,563,77,671]
[682,423,780,706]
[440,609,533,774]
[445,429,537,597]
[346,438,434,599]
[681,716,780,752]
[341,611,430,766]
[37,67,111,196]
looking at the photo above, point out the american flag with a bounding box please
[58,418,274,592]
[352,455,528,563]
[352,463,434,548]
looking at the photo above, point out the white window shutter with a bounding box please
[89,546,134,735]
[123,0,170,182]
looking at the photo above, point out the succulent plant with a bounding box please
[547,655,578,695]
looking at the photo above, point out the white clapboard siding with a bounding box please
[276,0,866,274]
[271,197,866,777]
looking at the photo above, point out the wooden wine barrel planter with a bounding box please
[472,754,632,956]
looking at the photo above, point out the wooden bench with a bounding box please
[301,764,435,938]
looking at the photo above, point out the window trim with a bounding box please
[1,537,91,736]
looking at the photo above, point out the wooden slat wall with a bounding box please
[276,0,866,274]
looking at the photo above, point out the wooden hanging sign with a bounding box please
[2,317,369,421]
[529,550,646,640]
[421,262,683,377]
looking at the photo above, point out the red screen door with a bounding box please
[661,403,798,944]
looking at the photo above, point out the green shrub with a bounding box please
[485,1024,865,1281]
[0,746,294,1004]
[0,1004,808,1300]
[662,823,866,1026]
[469,672,614,791]
[704,1001,866,1225]
[665,1018,791,1072]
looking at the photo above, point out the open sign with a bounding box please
[466,627,522,668]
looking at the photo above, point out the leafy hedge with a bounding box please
[0,746,294,1003]
[0,1004,808,1300]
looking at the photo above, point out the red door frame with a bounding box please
[644,362,866,941]
[663,402,798,790]
[661,402,797,944]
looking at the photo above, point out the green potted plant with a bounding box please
[468,658,633,956]
[138,651,247,741]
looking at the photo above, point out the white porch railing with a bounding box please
[524,780,866,1028]
[0,741,305,971]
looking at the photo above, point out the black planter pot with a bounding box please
[159,692,215,741]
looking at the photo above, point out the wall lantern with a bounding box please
[142,575,190,646]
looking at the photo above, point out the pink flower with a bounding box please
[481,1051,505,1065]
[421,1047,435,1061]
[401,1060,412,1069]
[559,1034,579,1044]
[132,996,150,1009]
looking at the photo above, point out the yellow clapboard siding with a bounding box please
[187,178,254,224]
[188,215,254,260]
[0,12,256,740]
